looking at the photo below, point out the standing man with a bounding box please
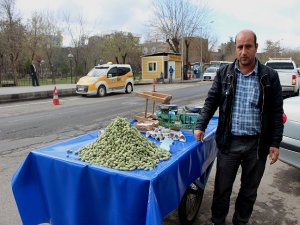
[30,60,39,86]
[194,30,283,225]
[169,65,174,83]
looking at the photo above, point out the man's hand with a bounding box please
[269,147,279,165]
[194,130,205,143]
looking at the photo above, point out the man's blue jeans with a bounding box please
[211,136,266,225]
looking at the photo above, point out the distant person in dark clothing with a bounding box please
[30,60,39,86]
[193,68,198,78]
[169,66,174,83]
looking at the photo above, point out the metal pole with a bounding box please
[200,28,203,71]
[181,1,184,81]
[68,53,74,84]
[70,60,73,84]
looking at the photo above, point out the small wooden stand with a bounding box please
[134,91,172,118]
[133,79,172,131]
[134,79,172,119]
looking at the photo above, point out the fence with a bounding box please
[0,70,77,87]
[1,69,143,87]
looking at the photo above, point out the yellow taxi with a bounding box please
[76,63,134,96]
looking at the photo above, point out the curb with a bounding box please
[0,88,76,104]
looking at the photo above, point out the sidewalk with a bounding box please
[0,79,202,104]
[0,84,76,104]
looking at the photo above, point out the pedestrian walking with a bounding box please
[194,29,284,225]
[30,60,39,86]
[169,66,174,83]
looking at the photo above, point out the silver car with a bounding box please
[279,96,300,169]
[203,67,218,81]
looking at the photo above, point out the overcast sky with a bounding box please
[16,0,300,52]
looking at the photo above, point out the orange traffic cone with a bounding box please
[53,86,60,105]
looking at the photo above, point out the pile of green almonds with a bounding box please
[77,117,171,170]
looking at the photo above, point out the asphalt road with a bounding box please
[0,82,299,225]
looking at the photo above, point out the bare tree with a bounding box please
[150,0,182,53]
[101,31,140,64]
[220,37,236,61]
[64,12,92,82]
[263,40,284,59]
[0,18,6,84]
[182,1,211,69]
[208,35,218,52]
[0,0,25,85]
[282,48,300,66]
[41,11,63,83]
[24,11,63,84]
[26,12,46,61]
[88,35,104,66]
[0,0,16,21]
[149,0,212,78]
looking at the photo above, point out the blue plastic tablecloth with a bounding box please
[12,117,218,225]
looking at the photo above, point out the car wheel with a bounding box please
[295,88,299,96]
[125,83,133,94]
[97,85,106,97]
[178,183,204,225]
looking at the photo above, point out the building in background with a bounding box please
[141,40,171,55]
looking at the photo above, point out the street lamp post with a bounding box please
[181,0,184,81]
[68,53,74,84]
[200,28,203,70]
[181,35,184,80]
[40,60,45,78]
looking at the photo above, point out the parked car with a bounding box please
[279,96,300,169]
[203,67,218,81]
[76,63,134,97]
[209,61,232,68]
[265,58,299,97]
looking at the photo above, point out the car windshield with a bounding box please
[205,67,217,73]
[266,62,294,70]
[87,66,109,77]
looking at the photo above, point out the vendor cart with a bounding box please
[12,117,218,225]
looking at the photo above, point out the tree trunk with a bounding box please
[122,53,127,64]
[184,39,191,80]
[115,56,119,64]
[9,54,18,86]
[166,39,176,53]
[172,38,180,53]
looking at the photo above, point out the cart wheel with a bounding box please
[178,183,204,225]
